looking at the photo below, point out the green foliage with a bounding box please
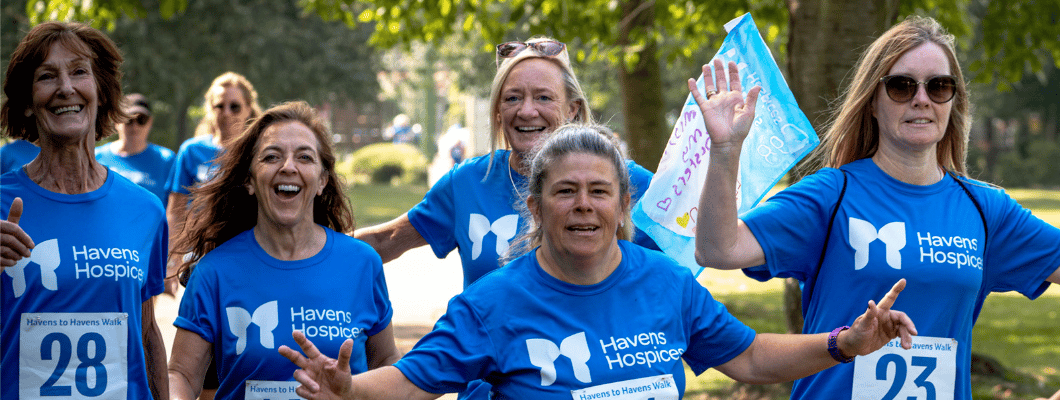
[9,0,381,148]
[967,0,1060,91]
[342,142,428,185]
[994,140,1060,189]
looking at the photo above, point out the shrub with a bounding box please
[995,152,1035,188]
[343,143,428,185]
[1025,139,1060,188]
[995,139,1060,188]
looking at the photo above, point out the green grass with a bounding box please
[343,182,428,227]
[1008,188,1060,227]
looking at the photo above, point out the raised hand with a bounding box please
[843,279,918,356]
[278,330,355,400]
[688,59,761,150]
[1,197,35,268]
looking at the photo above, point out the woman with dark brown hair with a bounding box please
[167,101,398,400]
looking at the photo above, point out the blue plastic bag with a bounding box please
[631,13,819,276]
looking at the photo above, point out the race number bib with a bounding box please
[852,336,957,400]
[20,312,129,399]
[245,380,305,400]
[570,374,679,400]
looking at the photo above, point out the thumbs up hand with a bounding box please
[2,197,35,268]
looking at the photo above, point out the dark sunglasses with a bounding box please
[127,114,150,126]
[213,102,244,113]
[879,74,957,103]
[496,40,566,65]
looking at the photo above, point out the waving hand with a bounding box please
[688,59,761,150]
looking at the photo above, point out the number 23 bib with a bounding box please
[852,336,957,400]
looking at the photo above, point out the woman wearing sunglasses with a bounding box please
[693,16,1060,400]
[355,36,659,400]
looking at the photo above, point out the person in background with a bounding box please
[693,16,1060,400]
[96,93,175,204]
[165,71,262,295]
[0,139,40,173]
[167,101,399,400]
[0,21,168,400]
[280,124,918,399]
[165,71,263,400]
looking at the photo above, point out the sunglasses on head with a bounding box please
[496,40,566,64]
[879,74,957,103]
[127,114,150,126]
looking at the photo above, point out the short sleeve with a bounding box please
[407,167,459,259]
[168,145,196,195]
[143,216,167,300]
[365,254,394,336]
[681,271,756,374]
[740,168,845,282]
[174,261,219,343]
[979,186,1060,298]
[393,295,498,393]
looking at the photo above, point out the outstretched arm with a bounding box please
[691,59,766,270]
[352,213,428,264]
[715,279,917,383]
[1,197,34,267]
[279,331,439,400]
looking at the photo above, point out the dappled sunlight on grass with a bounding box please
[973,294,1060,386]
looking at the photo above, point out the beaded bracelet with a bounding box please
[828,326,854,363]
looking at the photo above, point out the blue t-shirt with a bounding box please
[167,135,222,196]
[1,168,167,400]
[175,228,393,400]
[95,142,175,203]
[408,149,659,288]
[0,139,40,173]
[394,240,756,398]
[741,158,1060,400]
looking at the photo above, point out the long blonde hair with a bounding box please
[813,16,970,175]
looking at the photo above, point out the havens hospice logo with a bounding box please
[847,217,983,271]
[5,238,60,297]
[527,332,592,386]
[227,301,279,355]
[848,218,905,270]
[468,213,519,259]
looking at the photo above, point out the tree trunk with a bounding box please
[783,0,898,333]
[984,117,997,181]
[619,0,667,172]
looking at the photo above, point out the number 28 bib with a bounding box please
[20,312,129,400]
[852,336,957,400]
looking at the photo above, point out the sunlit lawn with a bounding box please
[344,182,428,227]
